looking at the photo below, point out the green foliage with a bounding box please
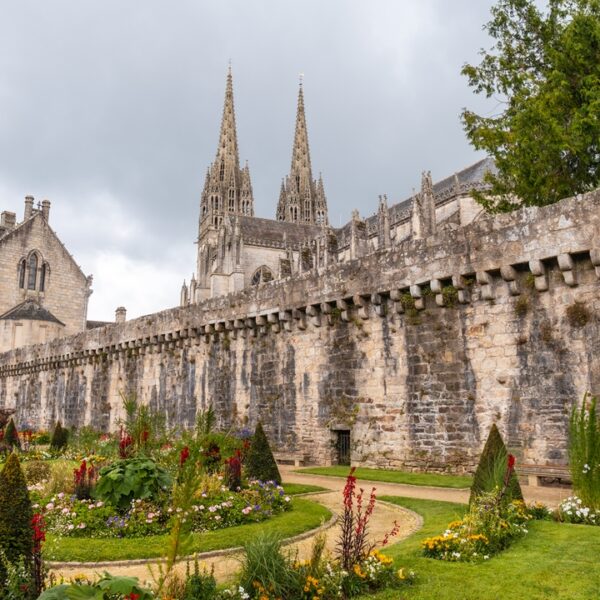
[94,457,171,511]
[4,418,21,451]
[470,424,523,504]
[50,421,69,452]
[24,461,52,485]
[566,302,591,328]
[569,394,600,508]
[195,406,217,441]
[462,0,600,211]
[245,422,281,484]
[120,392,166,454]
[38,573,153,600]
[238,532,299,599]
[183,560,217,600]
[0,454,33,590]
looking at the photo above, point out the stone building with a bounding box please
[0,197,93,353]
[181,70,493,305]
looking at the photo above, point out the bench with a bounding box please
[519,463,571,487]
[273,452,309,467]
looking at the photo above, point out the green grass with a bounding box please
[282,482,328,495]
[45,498,330,563]
[360,496,600,600]
[296,466,472,488]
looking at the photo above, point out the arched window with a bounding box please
[296,175,300,192]
[40,263,48,292]
[219,160,225,181]
[228,188,235,211]
[251,266,273,286]
[18,259,26,288]
[27,254,38,290]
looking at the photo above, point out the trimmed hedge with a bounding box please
[245,422,281,484]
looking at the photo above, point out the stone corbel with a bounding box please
[528,259,549,291]
[279,310,293,332]
[452,274,470,304]
[389,289,405,313]
[476,271,494,300]
[267,312,280,333]
[371,293,385,317]
[353,294,369,319]
[244,317,257,338]
[557,253,577,286]
[409,284,425,310]
[430,278,445,307]
[292,308,306,330]
[225,320,237,340]
[336,298,351,321]
[590,248,600,278]
[306,305,321,327]
[500,265,520,296]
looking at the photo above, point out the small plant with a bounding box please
[336,467,400,572]
[3,418,21,451]
[49,421,69,451]
[0,454,33,592]
[95,457,171,510]
[225,449,242,491]
[569,394,600,509]
[39,574,154,600]
[441,285,458,307]
[183,559,217,600]
[196,406,217,440]
[245,422,281,484]
[469,424,522,505]
[31,513,46,597]
[24,461,52,485]
[513,295,529,317]
[73,460,98,500]
[566,302,590,328]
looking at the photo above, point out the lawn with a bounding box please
[297,466,472,488]
[45,498,331,562]
[282,482,328,495]
[360,496,600,600]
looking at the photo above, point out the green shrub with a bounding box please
[469,424,522,505]
[245,422,281,484]
[3,418,21,451]
[0,454,33,590]
[49,421,69,451]
[183,560,217,600]
[39,574,153,600]
[569,394,600,509]
[95,457,172,511]
[238,532,299,598]
[24,461,52,485]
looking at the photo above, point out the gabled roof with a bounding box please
[0,211,88,283]
[0,300,65,325]
[238,215,322,248]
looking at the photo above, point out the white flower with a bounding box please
[67,524,74,530]
[45,503,55,510]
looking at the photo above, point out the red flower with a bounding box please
[141,429,149,443]
[180,446,190,466]
[508,454,516,469]
[125,593,140,600]
[31,513,46,553]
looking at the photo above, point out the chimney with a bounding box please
[0,211,16,230]
[41,199,51,222]
[24,196,34,220]
[115,306,127,324]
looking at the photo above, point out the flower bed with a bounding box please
[35,480,290,539]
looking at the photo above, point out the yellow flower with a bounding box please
[353,564,367,579]
[397,568,406,580]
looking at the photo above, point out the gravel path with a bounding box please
[50,465,570,585]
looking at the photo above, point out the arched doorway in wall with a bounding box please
[250,265,273,286]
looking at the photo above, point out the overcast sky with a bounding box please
[0,1,499,321]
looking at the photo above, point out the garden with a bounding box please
[0,393,599,599]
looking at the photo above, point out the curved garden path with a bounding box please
[50,465,570,585]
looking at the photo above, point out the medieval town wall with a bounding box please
[1,192,599,471]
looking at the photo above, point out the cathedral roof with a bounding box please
[0,300,65,325]
[237,215,322,248]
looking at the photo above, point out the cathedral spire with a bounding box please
[199,66,254,229]
[215,65,240,173]
[276,78,328,225]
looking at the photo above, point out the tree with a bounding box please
[50,421,69,451]
[462,0,600,211]
[470,423,523,504]
[245,422,281,484]
[3,418,21,451]
[0,454,34,588]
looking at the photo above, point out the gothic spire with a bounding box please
[276,78,328,225]
[215,65,240,172]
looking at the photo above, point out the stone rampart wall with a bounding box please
[1,193,599,471]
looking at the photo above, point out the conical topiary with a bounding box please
[0,453,33,587]
[469,423,523,504]
[245,422,281,484]
[50,420,69,451]
[4,418,21,451]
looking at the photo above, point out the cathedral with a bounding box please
[180,69,494,306]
